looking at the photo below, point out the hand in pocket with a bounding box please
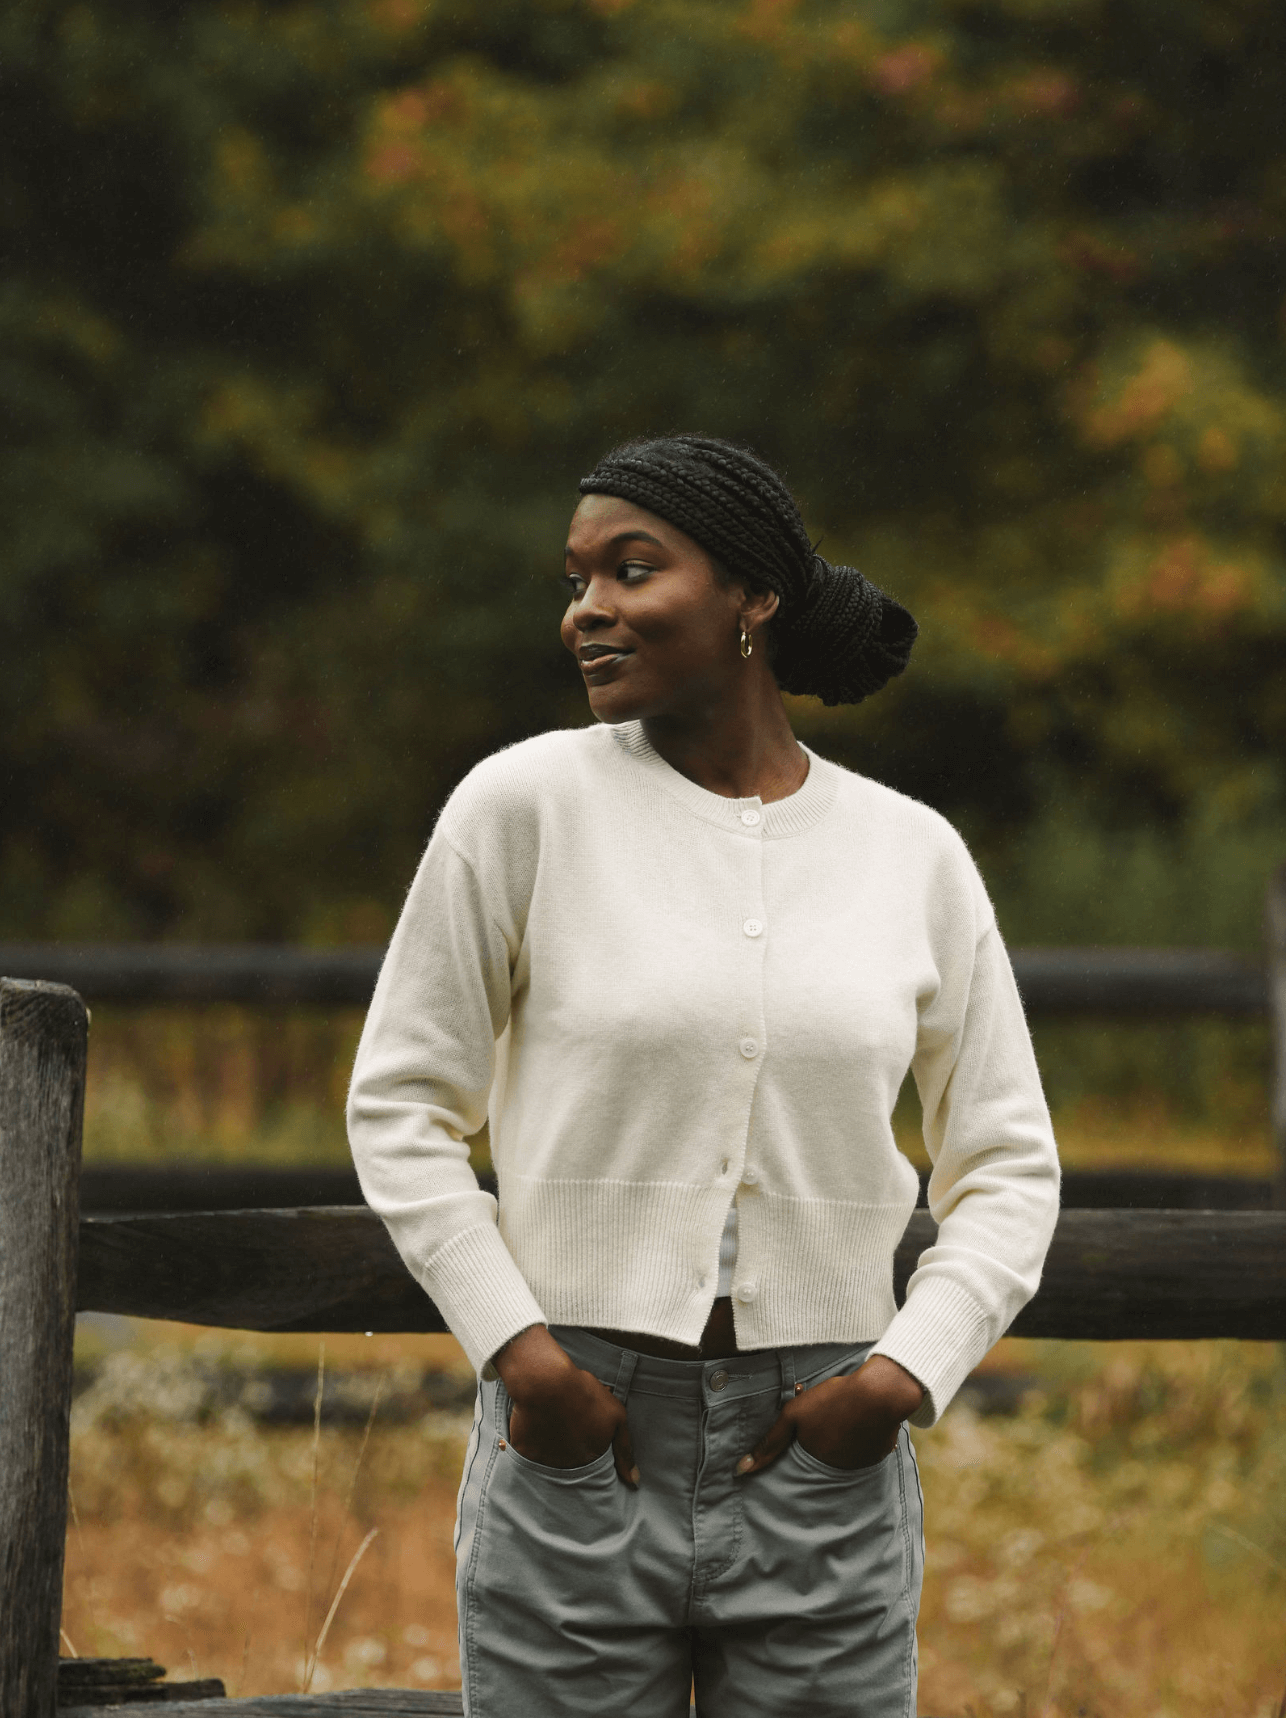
[495,1326,639,1485]
[735,1356,924,1476]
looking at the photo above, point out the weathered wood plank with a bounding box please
[80,1166,371,1215]
[0,945,384,1008]
[1012,945,1268,1016]
[55,1655,225,1703]
[58,1656,166,1688]
[993,1209,1286,1339]
[0,980,89,1718]
[58,1677,227,1704]
[76,1206,1286,1340]
[77,1208,447,1334]
[60,1694,463,1715]
[76,1162,1274,1217]
[0,942,1269,1016]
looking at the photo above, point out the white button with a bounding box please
[739,1037,759,1059]
[734,1280,758,1304]
[743,918,763,938]
[740,809,761,827]
[742,1165,759,1185]
[697,1275,706,1290]
[720,1157,730,1175]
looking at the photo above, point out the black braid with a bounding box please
[578,434,917,707]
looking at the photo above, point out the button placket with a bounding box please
[734,826,766,1064]
[731,816,768,1329]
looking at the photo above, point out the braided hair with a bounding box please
[578,434,917,707]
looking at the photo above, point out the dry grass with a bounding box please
[63,1329,471,1696]
[63,1323,1286,1714]
[915,1339,1286,1717]
[67,1008,1282,1708]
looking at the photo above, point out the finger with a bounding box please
[735,1407,795,1476]
[504,1399,524,1452]
[613,1414,640,1489]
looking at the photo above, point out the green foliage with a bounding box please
[3,0,1285,935]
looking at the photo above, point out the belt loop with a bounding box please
[612,1347,639,1404]
[779,1347,796,1408]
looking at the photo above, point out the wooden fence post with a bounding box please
[0,979,88,1718]
[1268,864,1286,1212]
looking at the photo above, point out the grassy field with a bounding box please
[63,999,1283,1711]
[63,1327,471,1700]
[63,1322,1286,1716]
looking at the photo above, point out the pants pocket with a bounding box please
[497,1380,617,1481]
[787,1439,896,1482]
[470,1421,631,1618]
[503,1442,617,1483]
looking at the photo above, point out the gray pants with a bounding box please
[455,1327,924,1717]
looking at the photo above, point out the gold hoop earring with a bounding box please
[740,625,753,660]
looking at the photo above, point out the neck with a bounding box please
[641,669,808,804]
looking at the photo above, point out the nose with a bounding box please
[568,575,616,632]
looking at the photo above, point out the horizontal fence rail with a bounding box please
[61,1692,465,1716]
[0,943,1271,1015]
[0,944,383,1006]
[77,1163,1275,1215]
[76,1206,1286,1341]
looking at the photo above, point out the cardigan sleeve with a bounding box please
[346,824,546,1373]
[869,916,1061,1427]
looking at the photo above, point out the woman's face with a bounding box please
[561,493,773,725]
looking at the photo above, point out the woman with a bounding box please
[348,434,1060,1718]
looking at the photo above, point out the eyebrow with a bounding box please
[564,530,667,559]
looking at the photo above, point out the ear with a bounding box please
[739,587,780,632]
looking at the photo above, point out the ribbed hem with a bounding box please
[503,1176,735,1346]
[501,1177,918,1354]
[419,1221,547,1375]
[609,722,840,839]
[870,1276,996,1428]
[730,1189,914,1348]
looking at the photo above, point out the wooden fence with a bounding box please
[3,866,1286,1711]
[69,1162,1277,1217]
[0,940,1273,1013]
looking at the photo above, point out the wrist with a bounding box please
[490,1324,569,1401]
[856,1355,925,1421]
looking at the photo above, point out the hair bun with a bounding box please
[772,554,918,707]
[579,434,917,706]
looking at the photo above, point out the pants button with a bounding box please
[709,1368,730,1392]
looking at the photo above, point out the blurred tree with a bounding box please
[2,0,1284,938]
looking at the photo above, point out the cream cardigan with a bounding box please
[347,722,1060,1426]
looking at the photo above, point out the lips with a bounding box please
[578,644,634,677]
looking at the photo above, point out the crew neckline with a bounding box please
[609,720,839,839]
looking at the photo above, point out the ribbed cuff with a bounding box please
[418,1221,547,1375]
[870,1275,996,1428]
